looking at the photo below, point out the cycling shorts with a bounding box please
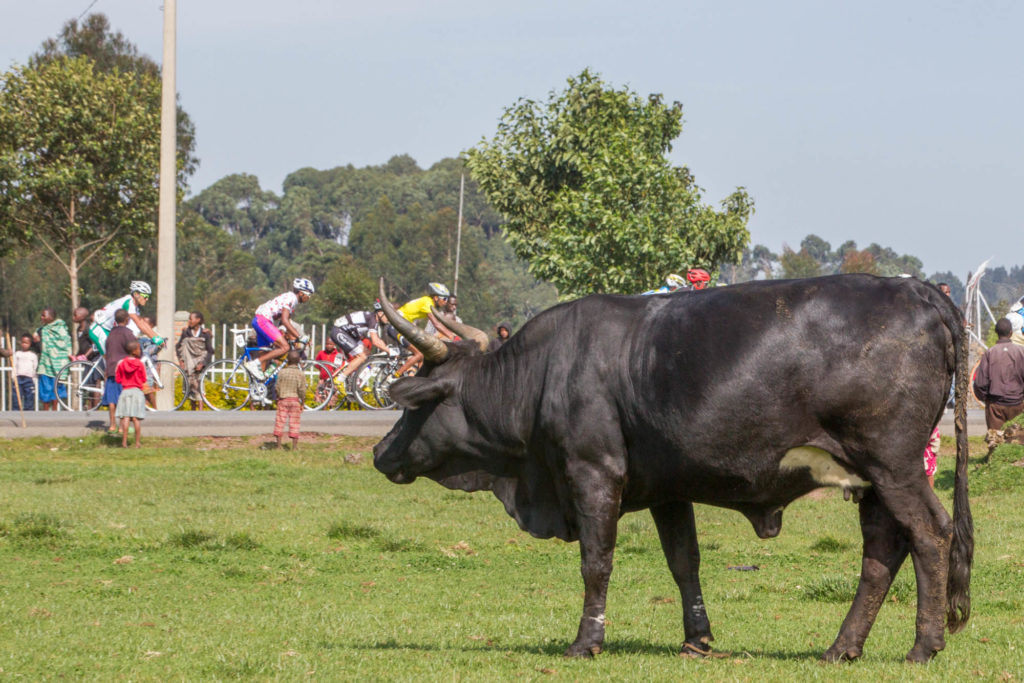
[330,328,373,358]
[252,315,283,347]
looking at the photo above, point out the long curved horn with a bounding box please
[378,278,449,363]
[432,307,490,352]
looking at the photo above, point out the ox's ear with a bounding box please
[390,376,456,410]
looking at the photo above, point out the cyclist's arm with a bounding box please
[129,313,158,339]
[368,329,390,353]
[427,311,456,341]
[279,308,303,341]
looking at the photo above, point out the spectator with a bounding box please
[115,340,148,448]
[70,307,97,360]
[35,308,72,410]
[1006,310,1024,347]
[488,321,512,352]
[973,317,1024,454]
[314,337,340,407]
[922,427,940,488]
[176,311,214,410]
[102,309,137,433]
[13,333,38,410]
[273,349,306,450]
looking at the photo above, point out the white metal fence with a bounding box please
[0,322,333,411]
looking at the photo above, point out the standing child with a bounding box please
[13,333,38,410]
[103,309,137,432]
[273,350,306,450]
[115,341,148,448]
[314,337,339,407]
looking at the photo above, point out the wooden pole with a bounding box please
[453,173,464,296]
[5,333,26,428]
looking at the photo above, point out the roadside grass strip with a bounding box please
[0,434,1021,679]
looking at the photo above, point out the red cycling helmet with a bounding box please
[687,268,711,289]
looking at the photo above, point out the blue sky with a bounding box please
[2,0,1021,278]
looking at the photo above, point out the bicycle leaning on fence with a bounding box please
[197,336,334,411]
[54,342,189,411]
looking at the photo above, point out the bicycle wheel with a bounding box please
[349,358,398,410]
[299,360,335,411]
[199,359,251,411]
[55,360,105,412]
[147,360,189,411]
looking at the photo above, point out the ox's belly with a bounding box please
[622,445,870,535]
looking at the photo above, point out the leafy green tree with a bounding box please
[0,56,161,323]
[720,244,779,283]
[176,208,268,320]
[466,69,753,298]
[780,246,822,279]
[864,244,924,278]
[839,248,879,274]
[32,13,198,184]
[189,174,280,247]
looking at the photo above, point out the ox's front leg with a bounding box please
[564,462,623,658]
[651,501,714,655]
[823,489,909,662]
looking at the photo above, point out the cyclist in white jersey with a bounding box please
[246,278,315,381]
[88,281,162,354]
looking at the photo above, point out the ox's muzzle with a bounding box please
[372,438,416,484]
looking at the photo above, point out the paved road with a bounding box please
[0,410,401,439]
[0,408,983,439]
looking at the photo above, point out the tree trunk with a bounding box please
[69,248,79,355]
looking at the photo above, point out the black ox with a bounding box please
[373,274,972,663]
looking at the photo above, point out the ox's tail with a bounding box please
[946,315,973,633]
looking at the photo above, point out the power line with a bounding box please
[77,0,100,21]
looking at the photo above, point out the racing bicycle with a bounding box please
[54,343,188,411]
[198,339,335,411]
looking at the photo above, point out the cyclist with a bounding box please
[642,273,688,295]
[330,301,393,381]
[89,281,163,354]
[393,282,453,376]
[640,269,712,295]
[245,278,314,381]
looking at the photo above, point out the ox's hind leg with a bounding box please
[651,501,714,655]
[823,489,909,662]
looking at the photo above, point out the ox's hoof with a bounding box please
[905,642,941,663]
[563,642,601,658]
[679,641,713,658]
[821,645,861,663]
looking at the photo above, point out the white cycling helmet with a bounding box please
[129,280,152,295]
[427,282,451,298]
[292,277,315,294]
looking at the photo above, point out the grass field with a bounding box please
[0,432,1022,681]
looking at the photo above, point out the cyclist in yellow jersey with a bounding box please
[394,282,453,376]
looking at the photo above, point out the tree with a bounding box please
[466,69,753,298]
[779,246,822,279]
[839,249,879,274]
[32,13,198,184]
[0,57,161,325]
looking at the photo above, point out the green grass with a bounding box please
[0,433,1022,680]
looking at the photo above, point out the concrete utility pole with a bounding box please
[155,0,177,410]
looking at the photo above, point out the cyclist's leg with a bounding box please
[251,316,287,370]
[331,328,365,378]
